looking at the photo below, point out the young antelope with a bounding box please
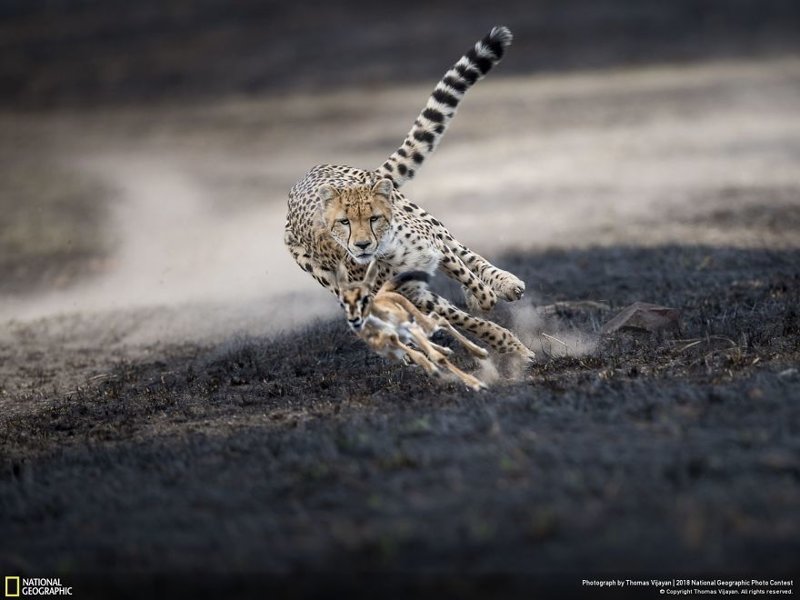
[336,260,488,391]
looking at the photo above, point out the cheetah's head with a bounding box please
[335,260,380,331]
[319,178,393,264]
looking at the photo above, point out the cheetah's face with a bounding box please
[320,179,393,264]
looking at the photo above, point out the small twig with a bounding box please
[677,340,704,352]
[671,336,740,352]
[541,332,568,349]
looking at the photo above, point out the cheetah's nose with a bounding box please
[354,241,370,250]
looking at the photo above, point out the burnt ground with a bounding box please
[1,2,800,598]
[1,244,799,597]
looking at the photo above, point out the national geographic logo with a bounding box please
[4,577,72,596]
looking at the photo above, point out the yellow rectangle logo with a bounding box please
[4,576,20,598]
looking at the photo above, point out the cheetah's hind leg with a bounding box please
[398,281,535,360]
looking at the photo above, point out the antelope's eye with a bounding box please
[369,216,380,223]
[338,219,349,226]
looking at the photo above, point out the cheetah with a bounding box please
[336,260,488,391]
[285,26,533,358]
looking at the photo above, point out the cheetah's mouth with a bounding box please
[351,252,374,264]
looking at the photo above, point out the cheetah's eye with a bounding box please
[369,216,381,223]
[338,219,349,226]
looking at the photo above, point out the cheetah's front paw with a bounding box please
[494,272,525,302]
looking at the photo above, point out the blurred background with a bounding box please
[2,0,799,107]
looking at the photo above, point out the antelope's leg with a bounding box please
[429,313,489,358]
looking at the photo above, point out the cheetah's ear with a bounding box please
[318,184,337,206]
[364,260,380,289]
[372,178,394,200]
[336,260,350,288]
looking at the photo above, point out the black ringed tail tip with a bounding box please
[375,26,513,189]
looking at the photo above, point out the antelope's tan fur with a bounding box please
[336,261,488,391]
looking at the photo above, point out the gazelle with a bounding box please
[335,260,488,391]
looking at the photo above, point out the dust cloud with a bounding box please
[1,154,336,345]
[509,303,599,360]
[474,302,600,384]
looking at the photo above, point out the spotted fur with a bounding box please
[284,27,533,358]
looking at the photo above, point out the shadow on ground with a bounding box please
[1,244,798,596]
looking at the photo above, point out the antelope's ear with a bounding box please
[336,260,350,288]
[371,178,394,200]
[319,184,337,206]
[364,260,380,289]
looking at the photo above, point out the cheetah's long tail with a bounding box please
[374,26,513,189]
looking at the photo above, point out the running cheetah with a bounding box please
[285,26,533,357]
